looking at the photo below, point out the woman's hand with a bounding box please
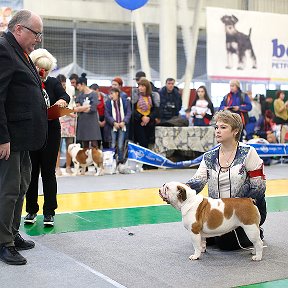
[55,99,67,107]
[99,120,106,127]
[119,122,125,128]
[141,116,150,126]
[114,122,120,129]
[73,105,91,113]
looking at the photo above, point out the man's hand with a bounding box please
[0,142,10,160]
[232,106,240,111]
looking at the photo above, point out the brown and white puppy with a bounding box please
[68,143,104,176]
[159,181,263,261]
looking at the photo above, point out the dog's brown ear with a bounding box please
[177,185,187,202]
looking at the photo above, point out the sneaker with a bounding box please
[0,246,27,265]
[43,215,54,227]
[24,213,37,224]
[14,233,35,250]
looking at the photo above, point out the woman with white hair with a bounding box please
[24,48,70,227]
[219,79,252,127]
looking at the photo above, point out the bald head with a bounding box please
[8,10,32,31]
[8,9,43,54]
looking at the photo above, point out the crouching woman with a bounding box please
[186,110,266,250]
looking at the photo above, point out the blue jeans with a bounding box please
[111,129,125,162]
[193,118,206,126]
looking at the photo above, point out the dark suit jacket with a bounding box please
[44,76,70,130]
[0,31,48,151]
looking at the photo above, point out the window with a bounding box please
[211,83,230,108]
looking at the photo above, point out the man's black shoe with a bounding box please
[14,233,35,250]
[24,213,37,224]
[0,246,27,265]
[43,215,54,227]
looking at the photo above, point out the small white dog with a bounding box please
[159,181,263,261]
[67,143,104,176]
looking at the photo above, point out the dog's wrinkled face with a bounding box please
[159,182,189,210]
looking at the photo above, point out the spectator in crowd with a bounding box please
[111,77,131,141]
[69,73,79,96]
[132,71,160,107]
[0,9,47,265]
[90,83,110,149]
[273,90,288,124]
[111,77,128,99]
[254,110,277,143]
[132,78,160,149]
[159,78,182,123]
[131,72,160,142]
[245,92,262,140]
[69,73,79,91]
[24,49,69,227]
[191,85,214,126]
[74,73,102,148]
[264,94,274,112]
[55,74,76,176]
[186,110,266,250]
[219,79,252,128]
[105,87,131,164]
[134,71,159,93]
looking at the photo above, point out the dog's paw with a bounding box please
[225,65,232,69]
[189,254,200,260]
[251,249,256,255]
[252,255,262,261]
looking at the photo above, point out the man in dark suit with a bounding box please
[0,10,48,265]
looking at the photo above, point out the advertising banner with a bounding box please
[0,1,23,32]
[207,7,288,82]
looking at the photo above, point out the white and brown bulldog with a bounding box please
[159,181,263,261]
[68,143,104,176]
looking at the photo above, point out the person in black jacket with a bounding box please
[24,49,70,228]
[159,78,182,123]
[133,78,159,148]
[0,10,47,265]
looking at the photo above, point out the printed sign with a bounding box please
[0,1,23,32]
[206,7,288,82]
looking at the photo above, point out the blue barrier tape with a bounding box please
[127,142,288,169]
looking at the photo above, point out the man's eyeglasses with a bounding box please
[22,25,42,40]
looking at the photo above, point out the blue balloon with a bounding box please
[115,0,148,11]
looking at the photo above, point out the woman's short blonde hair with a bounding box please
[29,48,57,72]
[213,110,243,141]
